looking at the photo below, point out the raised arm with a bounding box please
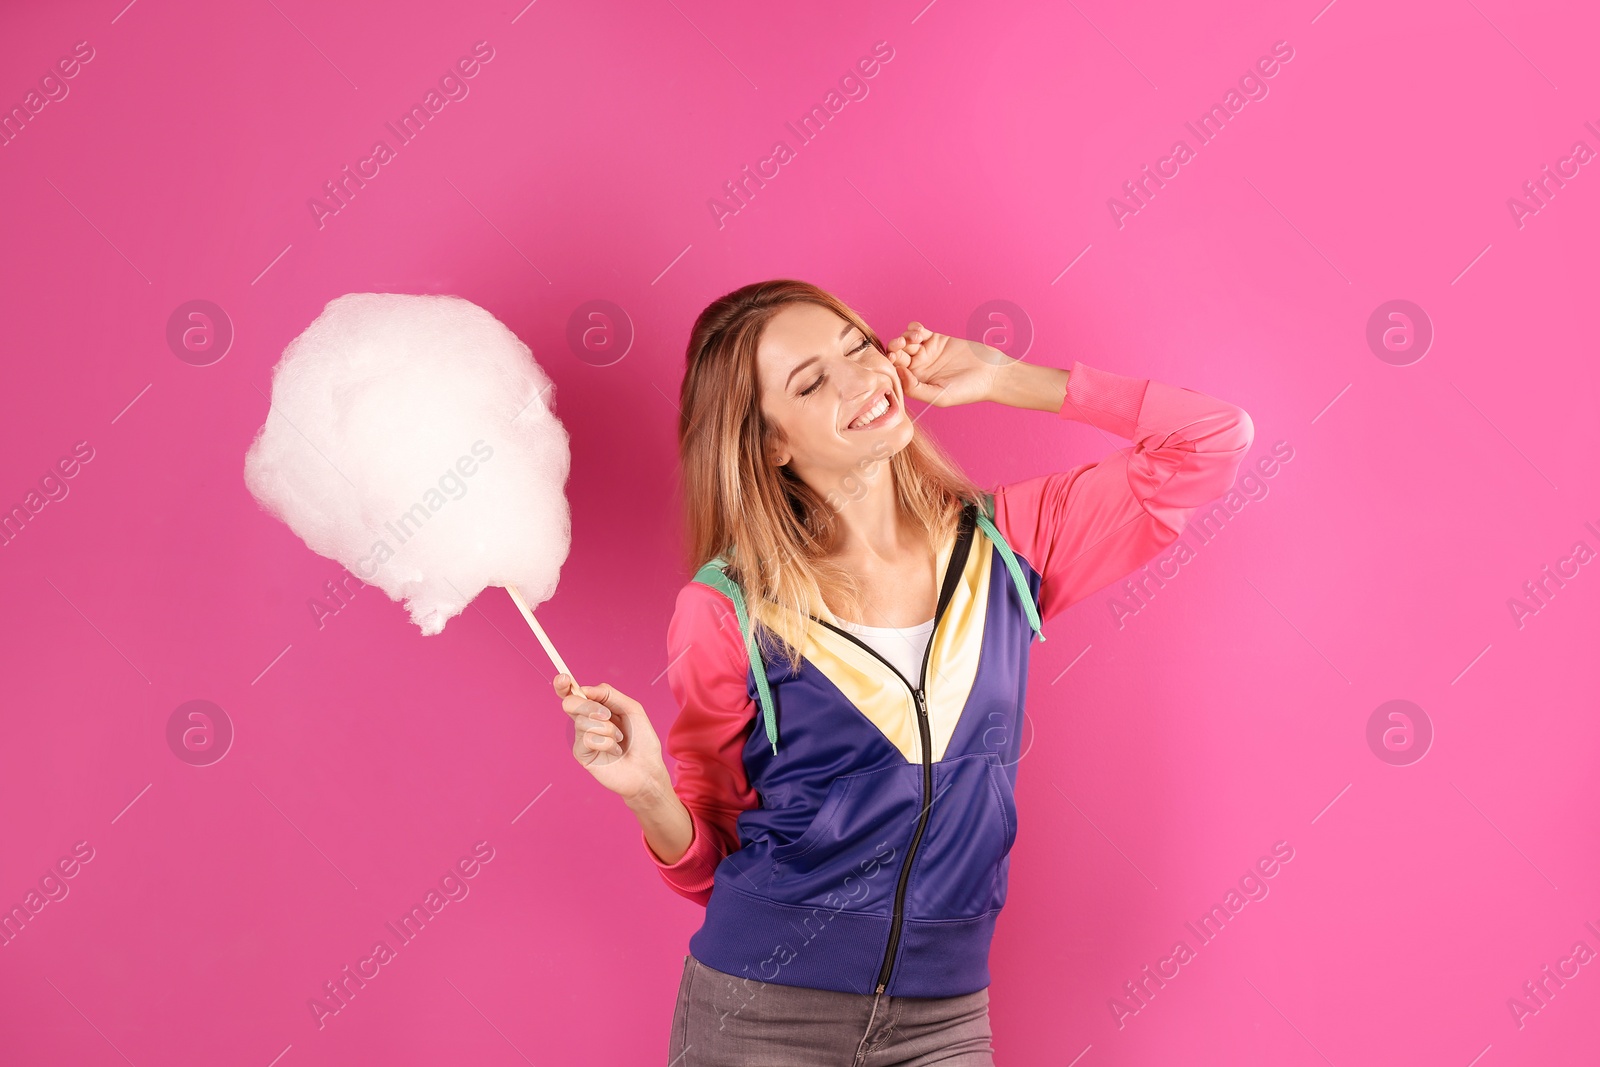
[639,582,761,906]
[989,359,1254,624]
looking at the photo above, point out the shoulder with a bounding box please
[668,579,749,676]
[664,579,758,745]
[985,475,1067,566]
[671,578,739,632]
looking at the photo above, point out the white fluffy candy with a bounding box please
[243,293,571,635]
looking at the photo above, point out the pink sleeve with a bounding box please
[990,360,1254,624]
[641,581,760,906]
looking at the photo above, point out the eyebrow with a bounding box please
[785,321,860,389]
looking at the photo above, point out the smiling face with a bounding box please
[756,302,913,488]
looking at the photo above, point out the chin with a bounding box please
[866,425,913,461]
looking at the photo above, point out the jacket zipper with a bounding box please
[809,505,976,995]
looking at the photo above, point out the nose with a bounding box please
[841,361,883,404]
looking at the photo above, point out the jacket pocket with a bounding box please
[905,752,1016,920]
[769,774,854,864]
[763,763,922,910]
[988,756,1018,853]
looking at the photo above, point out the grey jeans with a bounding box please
[668,953,997,1066]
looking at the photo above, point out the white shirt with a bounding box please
[837,617,936,688]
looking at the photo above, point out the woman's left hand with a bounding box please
[883,321,1014,409]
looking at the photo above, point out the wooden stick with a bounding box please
[504,585,575,681]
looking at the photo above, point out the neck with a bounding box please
[829,467,917,564]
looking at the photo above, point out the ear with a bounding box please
[763,423,790,467]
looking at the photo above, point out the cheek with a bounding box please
[787,411,847,460]
[799,412,839,448]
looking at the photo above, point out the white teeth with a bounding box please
[849,394,890,429]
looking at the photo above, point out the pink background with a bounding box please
[1,0,1596,1064]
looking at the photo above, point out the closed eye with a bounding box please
[798,333,875,398]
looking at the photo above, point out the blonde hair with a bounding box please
[677,279,983,674]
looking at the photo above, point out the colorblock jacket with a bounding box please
[646,360,1253,998]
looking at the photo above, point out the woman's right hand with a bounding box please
[553,675,671,804]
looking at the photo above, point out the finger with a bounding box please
[581,682,641,719]
[583,727,621,751]
[572,721,619,759]
[560,680,602,709]
[562,682,643,731]
[567,696,610,722]
[561,693,611,723]
[557,675,602,713]
[896,362,919,393]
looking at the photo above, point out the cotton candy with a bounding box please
[243,292,570,635]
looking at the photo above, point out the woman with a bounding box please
[552,279,1253,1065]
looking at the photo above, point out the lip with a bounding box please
[845,387,898,431]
